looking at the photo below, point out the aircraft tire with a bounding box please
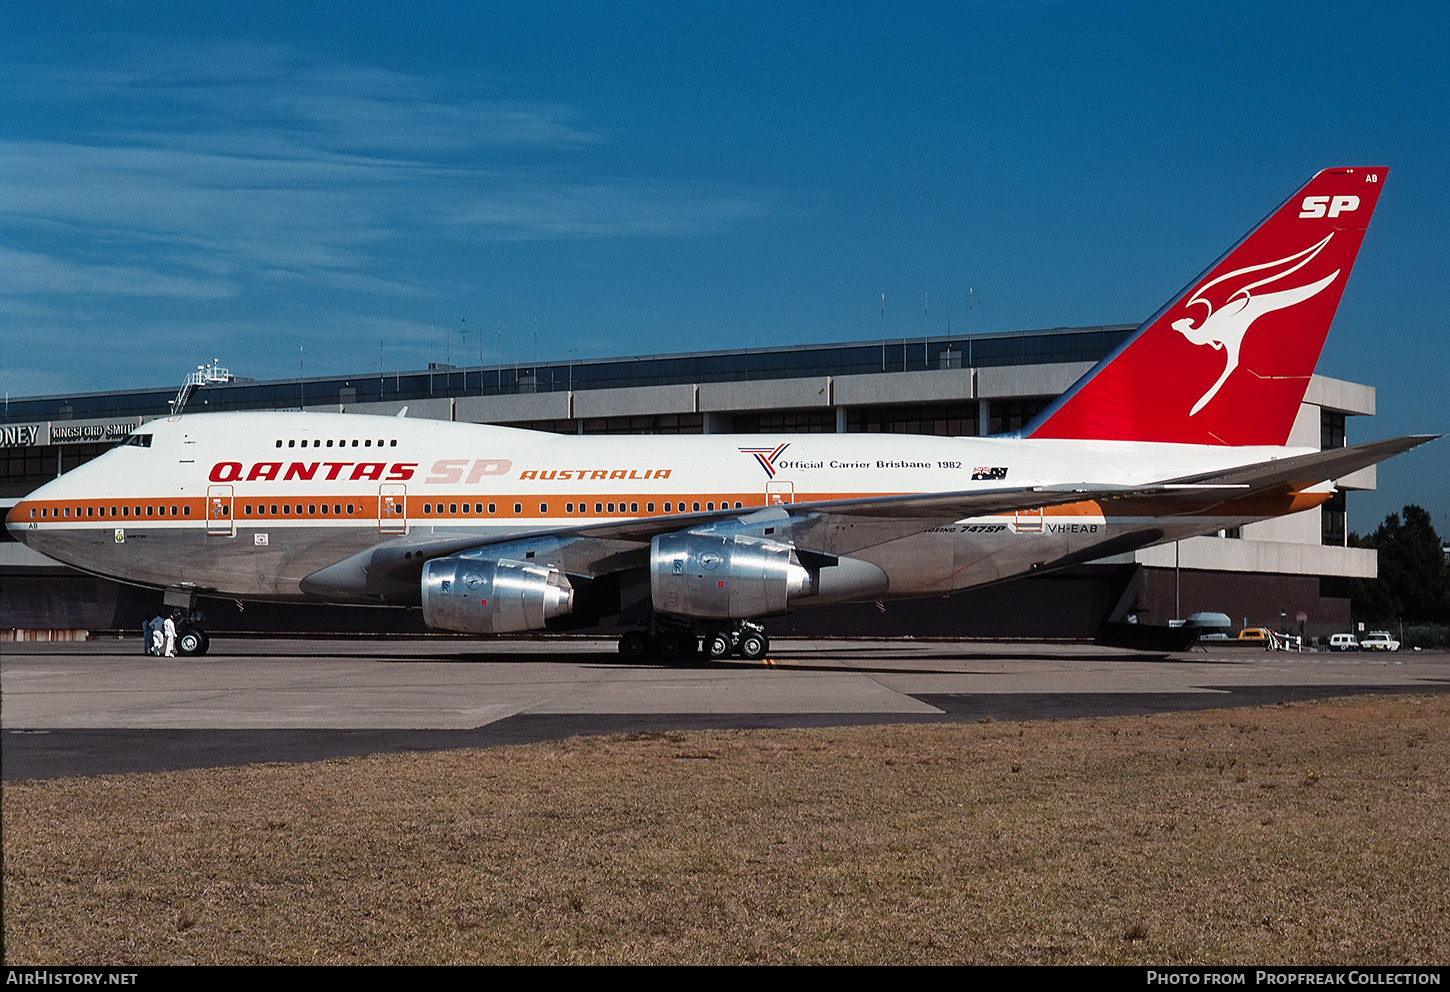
[177,629,206,657]
[739,631,769,661]
[619,631,652,660]
[655,632,695,664]
[706,632,734,659]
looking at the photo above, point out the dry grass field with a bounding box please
[4,693,1448,965]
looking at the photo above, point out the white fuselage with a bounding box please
[6,411,1320,604]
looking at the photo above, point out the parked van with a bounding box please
[1328,633,1359,652]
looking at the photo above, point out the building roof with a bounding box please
[3,325,1135,424]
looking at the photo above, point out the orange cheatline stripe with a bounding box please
[6,490,1329,527]
[12,490,860,523]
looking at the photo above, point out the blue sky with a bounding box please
[2,1,1445,531]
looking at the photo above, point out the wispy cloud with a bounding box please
[445,179,775,240]
[0,245,237,299]
[26,38,603,156]
[0,37,775,305]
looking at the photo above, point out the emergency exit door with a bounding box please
[766,481,795,505]
[206,485,234,537]
[379,484,408,534]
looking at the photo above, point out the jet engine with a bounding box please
[650,532,888,619]
[421,555,574,634]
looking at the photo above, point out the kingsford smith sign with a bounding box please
[0,418,142,447]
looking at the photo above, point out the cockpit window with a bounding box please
[124,434,153,447]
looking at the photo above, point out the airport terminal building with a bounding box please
[2,325,1379,640]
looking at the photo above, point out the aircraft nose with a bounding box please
[6,500,37,546]
[7,474,71,549]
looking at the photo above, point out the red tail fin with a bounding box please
[1027,167,1387,446]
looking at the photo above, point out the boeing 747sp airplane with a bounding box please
[6,167,1434,659]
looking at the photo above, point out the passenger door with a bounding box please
[206,485,234,537]
[379,484,407,534]
[766,480,795,506]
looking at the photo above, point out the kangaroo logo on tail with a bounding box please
[1023,166,1385,446]
[1172,235,1339,416]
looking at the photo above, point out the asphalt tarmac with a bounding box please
[4,635,1448,780]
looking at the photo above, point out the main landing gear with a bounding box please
[703,621,770,661]
[618,619,771,663]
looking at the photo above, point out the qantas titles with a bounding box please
[210,461,416,483]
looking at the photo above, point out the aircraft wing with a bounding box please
[1100,434,1441,512]
[299,483,1142,601]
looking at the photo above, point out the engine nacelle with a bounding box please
[651,533,808,618]
[650,532,888,619]
[421,555,574,634]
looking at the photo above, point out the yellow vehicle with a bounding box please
[1237,627,1281,649]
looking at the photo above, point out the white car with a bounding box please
[1360,631,1401,652]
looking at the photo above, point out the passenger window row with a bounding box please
[243,504,358,516]
[31,504,189,518]
[275,438,398,448]
[29,497,750,521]
[419,499,748,516]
